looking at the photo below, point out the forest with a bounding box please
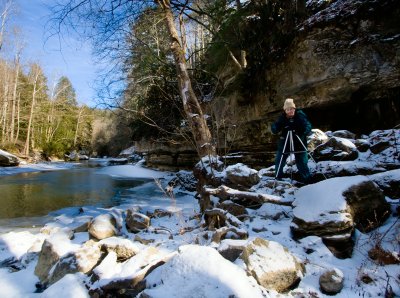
[0,0,131,160]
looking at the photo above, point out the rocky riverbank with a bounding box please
[0,128,399,297]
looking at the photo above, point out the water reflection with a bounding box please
[0,167,148,220]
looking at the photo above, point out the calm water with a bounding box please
[0,166,149,229]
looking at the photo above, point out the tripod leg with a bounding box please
[288,131,295,182]
[294,133,319,165]
[275,132,290,180]
[294,133,328,181]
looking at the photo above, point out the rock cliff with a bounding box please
[137,0,400,170]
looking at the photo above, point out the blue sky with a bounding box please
[8,0,99,106]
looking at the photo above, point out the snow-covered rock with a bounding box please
[99,237,142,261]
[193,155,224,187]
[90,246,168,296]
[313,136,358,161]
[167,170,197,192]
[365,129,400,165]
[307,129,329,152]
[354,138,370,152]
[217,200,248,217]
[217,239,248,262]
[370,169,400,198]
[40,273,89,298]
[291,177,357,239]
[143,245,265,297]
[291,176,391,257]
[319,268,344,295]
[48,239,102,285]
[107,158,129,165]
[64,151,89,161]
[240,238,305,293]
[332,130,356,139]
[225,163,260,188]
[0,149,20,167]
[35,232,80,283]
[88,214,119,240]
[125,210,151,233]
[343,180,390,232]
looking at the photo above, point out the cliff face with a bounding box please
[266,0,399,131]
[137,0,400,170]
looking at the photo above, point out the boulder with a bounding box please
[193,155,224,188]
[0,149,20,167]
[88,214,119,240]
[217,200,248,218]
[254,202,292,221]
[146,209,173,219]
[99,237,141,261]
[292,176,391,258]
[370,169,400,199]
[240,238,305,293]
[64,150,89,161]
[48,239,102,285]
[167,170,197,192]
[90,247,169,297]
[313,136,358,161]
[291,177,355,240]
[291,177,356,258]
[225,163,260,188]
[126,210,151,233]
[107,158,129,165]
[307,129,328,152]
[354,139,370,152]
[370,140,391,154]
[331,130,356,139]
[217,239,248,262]
[34,232,79,283]
[142,245,265,297]
[343,181,391,232]
[319,268,344,295]
[39,226,74,238]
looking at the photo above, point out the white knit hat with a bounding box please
[283,98,296,110]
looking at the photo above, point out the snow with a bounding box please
[119,146,135,155]
[293,175,368,223]
[335,136,357,148]
[144,245,265,298]
[0,231,45,260]
[0,129,399,297]
[40,273,89,298]
[0,161,78,176]
[225,163,257,177]
[0,149,18,158]
[96,164,166,179]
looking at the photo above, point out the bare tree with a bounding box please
[10,38,23,143]
[73,105,84,147]
[157,0,215,157]
[50,0,216,158]
[0,0,13,51]
[23,63,46,156]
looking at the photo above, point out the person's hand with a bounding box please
[284,125,295,132]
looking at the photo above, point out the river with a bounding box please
[0,161,162,232]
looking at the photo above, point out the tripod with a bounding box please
[275,130,317,183]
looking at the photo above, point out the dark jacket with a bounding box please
[271,109,312,149]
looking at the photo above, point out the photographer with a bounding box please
[271,98,312,183]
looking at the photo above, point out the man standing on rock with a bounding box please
[271,98,312,183]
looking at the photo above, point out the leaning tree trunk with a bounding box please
[157,0,215,158]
